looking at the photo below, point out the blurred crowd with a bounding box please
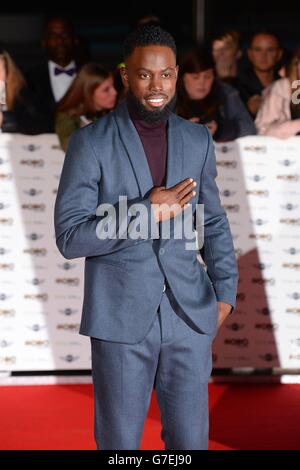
[1,16,300,151]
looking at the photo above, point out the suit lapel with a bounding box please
[114,101,153,197]
[114,101,183,197]
[41,63,56,107]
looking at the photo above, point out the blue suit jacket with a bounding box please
[54,101,238,343]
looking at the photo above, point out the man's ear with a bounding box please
[120,67,129,88]
[175,65,179,80]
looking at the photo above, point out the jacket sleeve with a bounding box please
[197,127,239,310]
[226,89,256,138]
[54,127,159,260]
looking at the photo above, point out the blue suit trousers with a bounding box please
[91,288,214,450]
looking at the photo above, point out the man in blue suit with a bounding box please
[54,25,238,450]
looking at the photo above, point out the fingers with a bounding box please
[179,190,196,206]
[170,178,197,207]
[156,178,197,221]
[172,178,194,192]
[178,180,197,198]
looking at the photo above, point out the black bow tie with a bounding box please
[54,67,76,77]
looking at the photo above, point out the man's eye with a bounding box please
[162,73,171,78]
[140,74,149,79]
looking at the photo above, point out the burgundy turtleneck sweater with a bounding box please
[127,101,168,187]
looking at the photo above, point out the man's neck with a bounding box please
[216,61,237,78]
[254,69,275,88]
[49,59,75,69]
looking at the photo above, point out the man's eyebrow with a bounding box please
[135,67,176,72]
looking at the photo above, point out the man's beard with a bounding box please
[126,88,177,123]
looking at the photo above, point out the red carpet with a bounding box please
[0,383,299,450]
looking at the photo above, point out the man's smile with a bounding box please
[144,95,168,108]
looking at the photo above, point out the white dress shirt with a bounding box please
[48,60,76,102]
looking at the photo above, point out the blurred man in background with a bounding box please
[26,17,80,132]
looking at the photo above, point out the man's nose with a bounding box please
[55,37,64,46]
[150,76,163,91]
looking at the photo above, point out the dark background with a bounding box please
[0,0,299,72]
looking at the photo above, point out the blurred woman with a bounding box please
[0,49,47,134]
[176,47,255,142]
[255,47,300,138]
[55,63,117,151]
[212,31,242,82]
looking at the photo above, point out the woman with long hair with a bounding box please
[55,63,117,151]
[0,49,48,134]
[255,47,300,138]
[176,46,255,142]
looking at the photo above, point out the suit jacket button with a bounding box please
[162,283,166,292]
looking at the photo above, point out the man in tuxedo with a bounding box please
[54,25,238,450]
[26,17,79,132]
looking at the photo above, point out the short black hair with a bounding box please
[43,16,75,39]
[123,25,177,61]
[249,30,281,48]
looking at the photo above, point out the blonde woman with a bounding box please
[0,49,48,134]
[255,47,300,138]
[212,31,242,81]
[55,63,117,151]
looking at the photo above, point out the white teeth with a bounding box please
[148,98,164,102]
